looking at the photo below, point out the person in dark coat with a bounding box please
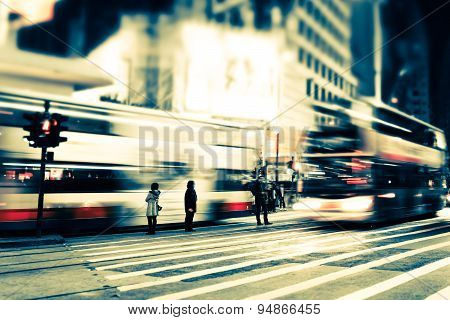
[184,180,197,232]
[251,176,271,226]
[275,183,286,210]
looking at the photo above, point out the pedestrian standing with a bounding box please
[251,176,272,226]
[184,180,197,232]
[145,183,161,235]
[275,183,286,210]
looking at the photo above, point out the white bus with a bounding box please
[0,89,260,232]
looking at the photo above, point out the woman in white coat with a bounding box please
[145,183,161,235]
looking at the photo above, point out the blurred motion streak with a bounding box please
[0,0,449,232]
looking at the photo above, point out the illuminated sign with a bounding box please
[179,23,281,120]
[8,0,56,24]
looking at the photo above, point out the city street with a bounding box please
[1,210,449,300]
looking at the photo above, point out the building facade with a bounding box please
[284,0,357,105]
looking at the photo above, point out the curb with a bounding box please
[0,235,65,249]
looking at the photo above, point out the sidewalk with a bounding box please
[0,234,65,249]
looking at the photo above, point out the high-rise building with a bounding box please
[282,0,358,110]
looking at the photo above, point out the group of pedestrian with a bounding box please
[144,174,287,234]
[144,180,197,235]
[248,175,286,226]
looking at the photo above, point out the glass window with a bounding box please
[314,84,319,100]
[306,1,313,14]
[306,27,312,40]
[306,79,312,96]
[298,47,304,63]
[298,20,305,34]
[314,59,320,73]
[321,88,326,101]
[314,7,320,20]
[306,53,312,68]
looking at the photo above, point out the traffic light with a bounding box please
[23,112,43,147]
[22,111,69,148]
[47,113,68,147]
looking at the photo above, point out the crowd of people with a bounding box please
[248,174,289,226]
[144,172,294,235]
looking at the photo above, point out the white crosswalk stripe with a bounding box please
[245,240,450,299]
[100,219,442,276]
[78,225,321,255]
[86,219,442,263]
[69,211,311,248]
[106,233,349,280]
[151,227,449,299]
[86,227,327,263]
[95,229,339,271]
[425,285,450,300]
[116,224,447,293]
[70,222,295,249]
[68,216,449,301]
[338,257,450,300]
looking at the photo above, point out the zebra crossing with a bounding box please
[66,213,450,300]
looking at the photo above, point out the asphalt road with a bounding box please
[0,210,449,300]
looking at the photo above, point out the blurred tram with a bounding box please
[296,99,448,222]
[0,89,260,232]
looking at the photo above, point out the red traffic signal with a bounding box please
[23,111,69,148]
[47,113,69,147]
[41,119,51,135]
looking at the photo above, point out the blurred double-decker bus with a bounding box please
[0,89,261,233]
[296,100,448,222]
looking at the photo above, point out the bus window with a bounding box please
[215,169,249,191]
[374,108,446,151]
[305,127,361,154]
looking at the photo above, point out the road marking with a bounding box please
[87,219,443,262]
[116,224,448,293]
[78,225,321,255]
[96,229,343,271]
[245,240,450,299]
[69,216,442,249]
[69,211,312,248]
[87,228,322,263]
[338,257,450,300]
[68,222,280,248]
[425,286,450,300]
[150,227,449,299]
[105,233,349,280]
[68,222,254,248]
[102,219,442,276]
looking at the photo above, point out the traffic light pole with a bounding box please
[36,146,47,238]
[23,100,68,237]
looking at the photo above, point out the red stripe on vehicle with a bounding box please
[0,209,55,222]
[223,202,253,212]
[0,207,110,221]
[380,152,422,164]
[73,207,108,219]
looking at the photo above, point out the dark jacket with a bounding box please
[184,188,197,213]
[251,179,266,197]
